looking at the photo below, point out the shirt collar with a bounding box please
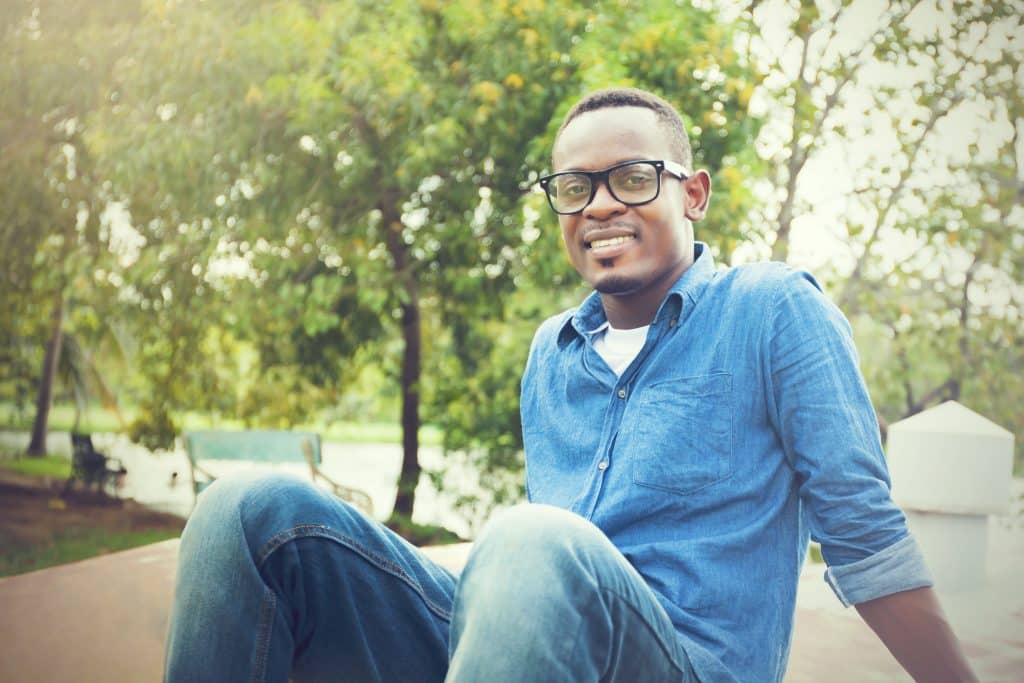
[557,242,717,348]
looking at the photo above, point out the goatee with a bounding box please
[595,275,642,295]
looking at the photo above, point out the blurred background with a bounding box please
[1,0,1021,563]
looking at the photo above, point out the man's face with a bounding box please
[551,106,698,307]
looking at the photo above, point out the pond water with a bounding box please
[0,430,498,539]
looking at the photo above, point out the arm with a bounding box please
[764,270,974,680]
[855,586,978,682]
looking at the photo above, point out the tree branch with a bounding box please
[839,86,965,311]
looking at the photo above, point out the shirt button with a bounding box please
[617,388,627,399]
[669,317,678,328]
[598,461,608,470]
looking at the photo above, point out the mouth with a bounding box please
[585,232,636,259]
[587,235,634,249]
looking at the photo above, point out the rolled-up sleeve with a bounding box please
[824,534,933,606]
[767,269,934,606]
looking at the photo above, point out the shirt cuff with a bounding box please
[823,534,934,607]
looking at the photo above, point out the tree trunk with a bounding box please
[26,295,65,457]
[393,293,422,519]
[382,212,421,520]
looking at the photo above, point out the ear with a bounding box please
[682,170,711,222]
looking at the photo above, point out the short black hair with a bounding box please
[555,87,692,169]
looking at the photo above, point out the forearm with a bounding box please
[855,586,977,682]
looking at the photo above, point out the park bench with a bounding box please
[183,429,374,515]
[64,432,127,497]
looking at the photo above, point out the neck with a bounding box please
[600,255,693,329]
[601,295,661,329]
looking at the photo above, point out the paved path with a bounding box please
[1,533,1022,681]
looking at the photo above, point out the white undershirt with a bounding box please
[593,324,649,377]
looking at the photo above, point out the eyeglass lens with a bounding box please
[547,162,660,213]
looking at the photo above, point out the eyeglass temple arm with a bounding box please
[663,159,691,179]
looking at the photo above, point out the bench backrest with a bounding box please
[183,430,322,465]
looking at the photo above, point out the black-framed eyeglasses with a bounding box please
[538,159,690,215]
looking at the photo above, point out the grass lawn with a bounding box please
[0,402,443,446]
[0,448,183,578]
[0,454,71,479]
[0,479,185,578]
[0,527,181,577]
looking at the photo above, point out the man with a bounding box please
[165,88,977,682]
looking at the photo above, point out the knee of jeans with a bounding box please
[183,471,339,553]
[469,503,603,573]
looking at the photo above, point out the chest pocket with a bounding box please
[626,372,733,495]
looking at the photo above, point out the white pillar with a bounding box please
[887,401,1014,592]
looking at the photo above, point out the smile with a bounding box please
[587,235,635,250]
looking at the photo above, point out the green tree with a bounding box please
[89,0,764,525]
[90,0,586,518]
[745,0,1024,464]
[0,0,140,455]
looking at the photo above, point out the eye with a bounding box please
[612,164,657,191]
[624,173,653,187]
[556,176,589,197]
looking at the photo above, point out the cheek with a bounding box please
[560,223,588,269]
[559,219,575,249]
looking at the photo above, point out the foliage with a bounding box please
[5,0,1018,531]
[0,0,142,453]
[383,513,464,547]
[83,0,764,518]
[745,0,1024,466]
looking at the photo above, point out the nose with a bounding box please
[583,180,626,220]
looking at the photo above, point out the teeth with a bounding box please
[589,236,633,249]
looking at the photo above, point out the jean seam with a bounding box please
[255,523,452,622]
[597,585,687,678]
[251,589,276,683]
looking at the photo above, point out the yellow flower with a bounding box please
[738,83,755,108]
[245,85,263,105]
[472,81,502,104]
[518,27,538,48]
[721,167,742,186]
[504,73,524,90]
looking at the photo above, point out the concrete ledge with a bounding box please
[0,539,179,682]
[1,538,1021,681]
[0,538,470,682]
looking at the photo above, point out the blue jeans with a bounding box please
[164,472,694,682]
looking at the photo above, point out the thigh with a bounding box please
[449,504,693,682]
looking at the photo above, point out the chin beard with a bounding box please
[594,274,642,295]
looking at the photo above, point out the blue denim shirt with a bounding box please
[520,243,932,682]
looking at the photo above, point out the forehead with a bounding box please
[552,106,670,172]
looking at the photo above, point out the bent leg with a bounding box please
[165,472,456,683]
[447,504,693,683]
